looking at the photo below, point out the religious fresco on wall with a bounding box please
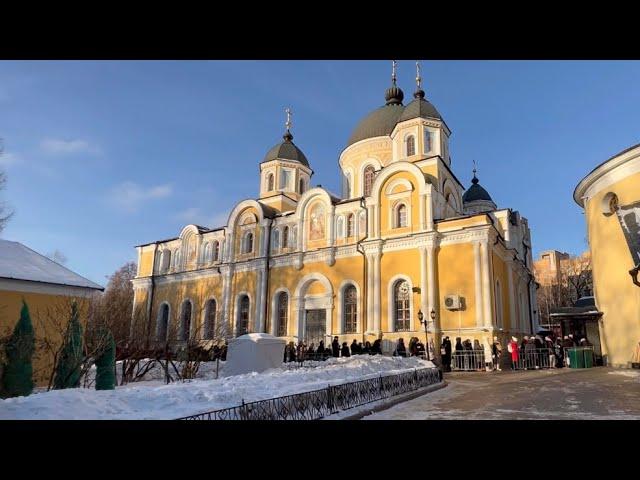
[616,200,640,266]
[309,203,325,240]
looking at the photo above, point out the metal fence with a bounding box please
[451,351,486,371]
[177,367,441,420]
[452,348,557,371]
[511,348,554,370]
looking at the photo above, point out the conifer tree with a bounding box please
[53,301,83,389]
[1,301,35,398]
[95,330,116,390]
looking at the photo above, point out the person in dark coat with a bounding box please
[331,336,340,357]
[441,336,452,372]
[362,341,371,355]
[554,338,564,368]
[408,337,418,357]
[350,339,359,355]
[317,341,325,358]
[357,342,364,354]
[415,340,426,358]
[394,338,407,357]
[341,342,350,357]
[371,339,382,355]
[524,337,537,369]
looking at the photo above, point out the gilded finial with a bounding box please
[415,60,422,89]
[392,60,397,85]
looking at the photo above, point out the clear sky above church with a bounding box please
[1,60,639,285]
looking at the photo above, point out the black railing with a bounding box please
[177,367,441,420]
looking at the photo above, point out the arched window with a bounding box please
[238,295,250,336]
[359,211,366,236]
[180,301,192,341]
[212,240,219,262]
[277,292,288,336]
[204,299,216,340]
[282,226,289,248]
[344,173,351,198]
[161,250,171,273]
[291,226,297,247]
[424,129,433,153]
[272,229,280,252]
[406,135,415,157]
[243,232,254,254]
[343,285,357,333]
[267,173,274,191]
[203,243,211,264]
[299,178,305,194]
[346,213,355,237]
[173,250,181,271]
[157,304,169,342]
[396,203,408,228]
[363,165,375,197]
[394,280,411,332]
[336,216,345,238]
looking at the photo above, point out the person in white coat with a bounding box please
[482,337,493,371]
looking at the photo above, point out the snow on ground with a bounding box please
[608,370,640,379]
[0,356,434,420]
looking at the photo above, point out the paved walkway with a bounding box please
[364,367,640,420]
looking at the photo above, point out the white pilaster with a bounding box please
[506,259,516,332]
[366,254,374,334]
[426,243,437,330]
[420,247,428,319]
[426,188,434,231]
[474,241,483,327]
[373,251,381,333]
[481,241,493,328]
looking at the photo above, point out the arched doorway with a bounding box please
[294,273,333,346]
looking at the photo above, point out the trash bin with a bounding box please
[567,348,585,369]
[583,348,594,368]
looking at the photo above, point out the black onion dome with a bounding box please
[262,132,309,167]
[347,80,406,147]
[462,174,494,203]
[397,88,442,123]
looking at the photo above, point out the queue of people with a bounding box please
[284,337,383,363]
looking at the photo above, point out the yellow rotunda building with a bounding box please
[132,64,538,355]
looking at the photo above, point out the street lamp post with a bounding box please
[418,309,429,360]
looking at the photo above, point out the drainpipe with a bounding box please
[355,197,368,344]
[522,240,534,334]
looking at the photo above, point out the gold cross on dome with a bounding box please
[285,107,292,131]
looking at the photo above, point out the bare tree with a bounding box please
[536,252,593,327]
[0,170,14,233]
[45,250,68,265]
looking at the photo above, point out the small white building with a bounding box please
[224,333,286,376]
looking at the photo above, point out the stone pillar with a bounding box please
[222,266,234,338]
[373,251,381,333]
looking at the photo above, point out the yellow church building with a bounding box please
[574,143,640,367]
[132,63,538,355]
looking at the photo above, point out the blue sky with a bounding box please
[1,60,639,286]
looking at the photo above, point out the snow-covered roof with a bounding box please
[0,239,103,290]
[232,333,286,344]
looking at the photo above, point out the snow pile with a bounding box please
[0,356,435,420]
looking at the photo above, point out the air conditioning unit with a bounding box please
[444,295,462,310]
